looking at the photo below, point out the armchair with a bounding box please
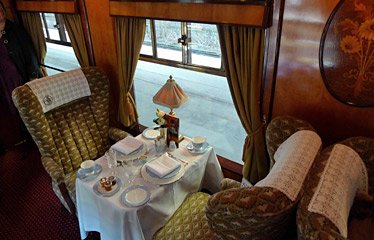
[12,67,130,214]
[297,136,374,240]
[153,115,315,240]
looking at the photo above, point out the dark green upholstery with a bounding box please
[154,192,214,240]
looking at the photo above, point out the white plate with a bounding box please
[141,160,185,185]
[142,128,160,140]
[93,177,122,197]
[77,164,102,181]
[186,142,210,154]
[121,185,151,207]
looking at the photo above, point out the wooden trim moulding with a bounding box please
[16,1,78,14]
[109,1,272,27]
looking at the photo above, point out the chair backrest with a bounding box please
[12,67,110,175]
[266,115,315,167]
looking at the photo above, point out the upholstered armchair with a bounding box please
[153,115,316,240]
[297,136,374,240]
[12,67,130,214]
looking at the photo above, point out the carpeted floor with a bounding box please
[0,141,99,240]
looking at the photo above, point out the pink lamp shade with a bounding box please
[153,75,188,114]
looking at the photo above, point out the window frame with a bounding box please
[41,13,71,47]
[140,19,225,77]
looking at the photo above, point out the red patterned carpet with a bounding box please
[0,141,99,240]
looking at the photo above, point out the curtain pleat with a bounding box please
[115,17,146,127]
[62,14,90,67]
[217,25,268,184]
[20,12,47,76]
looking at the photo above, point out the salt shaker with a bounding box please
[168,140,177,152]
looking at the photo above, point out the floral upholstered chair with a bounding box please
[153,115,316,240]
[12,67,129,214]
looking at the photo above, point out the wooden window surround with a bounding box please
[15,1,78,14]
[109,0,273,28]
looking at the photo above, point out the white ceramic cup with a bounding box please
[192,136,206,150]
[80,160,95,174]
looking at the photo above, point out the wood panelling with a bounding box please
[16,1,77,13]
[85,0,120,127]
[2,0,16,21]
[109,1,271,27]
[271,0,374,146]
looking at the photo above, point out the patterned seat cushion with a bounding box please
[153,192,213,240]
[297,137,374,240]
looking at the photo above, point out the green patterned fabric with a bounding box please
[296,137,374,240]
[153,192,214,240]
[109,127,130,142]
[220,178,241,190]
[12,67,130,213]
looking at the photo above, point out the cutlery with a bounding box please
[167,153,188,165]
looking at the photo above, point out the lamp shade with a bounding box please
[153,75,188,110]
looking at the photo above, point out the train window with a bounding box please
[40,13,79,75]
[140,19,223,76]
[134,20,246,164]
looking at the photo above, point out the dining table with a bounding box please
[76,134,224,240]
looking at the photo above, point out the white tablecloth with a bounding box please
[76,136,223,240]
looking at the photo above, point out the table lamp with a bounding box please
[153,75,188,116]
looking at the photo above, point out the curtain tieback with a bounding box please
[124,93,136,122]
[243,122,266,156]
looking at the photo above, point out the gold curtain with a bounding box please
[62,14,90,67]
[217,25,268,184]
[115,17,146,127]
[20,12,47,76]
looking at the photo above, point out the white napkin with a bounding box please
[146,153,181,178]
[111,136,143,155]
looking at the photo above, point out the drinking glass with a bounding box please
[105,149,117,176]
[124,159,137,184]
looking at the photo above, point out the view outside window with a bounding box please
[189,23,221,68]
[140,20,222,72]
[155,20,182,62]
[40,13,79,75]
[135,20,246,164]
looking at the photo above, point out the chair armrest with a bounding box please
[206,187,296,239]
[108,127,131,142]
[220,178,241,190]
[350,191,374,219]
[41,156,64,184]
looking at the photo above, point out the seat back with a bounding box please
[12,67,110,175]
[266,115,315,167]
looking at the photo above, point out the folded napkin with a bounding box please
[146,153,181,178]
[111,136,143,155]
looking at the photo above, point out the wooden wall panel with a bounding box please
[85,0,120,126]
[109,1,270,27]
[271,0,374,146]
[16,1,77,13]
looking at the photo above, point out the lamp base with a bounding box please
[169,108,176,116]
